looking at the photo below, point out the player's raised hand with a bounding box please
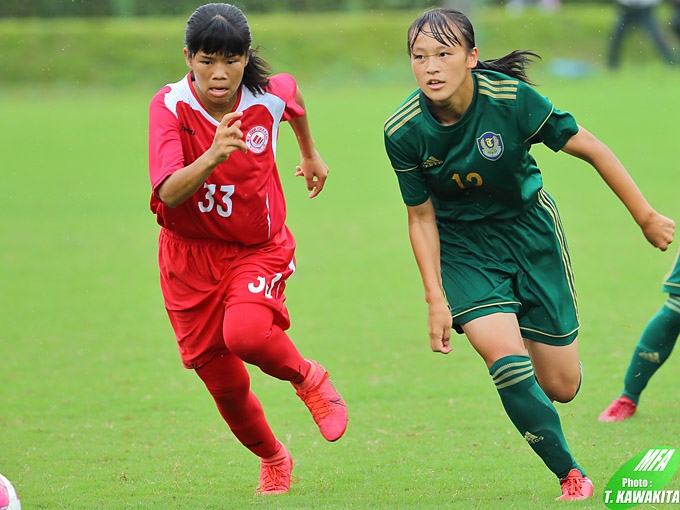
[641,211,675,251]
[294,150,329,198]
[209,111,248,164]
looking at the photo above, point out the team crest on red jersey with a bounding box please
[476,132,503,161]
[246,126,269,154]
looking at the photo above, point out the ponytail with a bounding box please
[475,50,540,85]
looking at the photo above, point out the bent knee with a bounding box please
[223,304,275,353]
[549,388,577,404]
[223,321,274,358]
[224,321,272,345]
[195,355,250,399]
[541,381,581,404]
[540,374,582,403]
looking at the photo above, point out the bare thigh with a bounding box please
[463,312,582,403]
[462,312,527,368]
[525,338,582,403]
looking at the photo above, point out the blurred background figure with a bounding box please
[444,0,473,15]
[506,0,561,15]
[607,0,676,68]
[670,0,680,41]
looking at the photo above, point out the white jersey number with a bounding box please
[198,183,235,217]
[248,273,284,299]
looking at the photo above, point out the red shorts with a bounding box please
[158,226,296,369]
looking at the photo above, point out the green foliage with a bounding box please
[1,0,439,17]
[0,0,615,18]
[2,4,679,91]
[1,6,680,509]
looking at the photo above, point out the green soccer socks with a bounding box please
[490,355,584,479]
[622,299,680,404]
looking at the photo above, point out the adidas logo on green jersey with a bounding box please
[422,156,443,169]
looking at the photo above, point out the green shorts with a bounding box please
[662,246,680,296]
[438,189,579,346]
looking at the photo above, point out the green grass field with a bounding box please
[2,5,680,509]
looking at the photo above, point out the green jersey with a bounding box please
[384,69,579,221]
[663,247,680,296]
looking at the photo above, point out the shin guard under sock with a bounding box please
[490,355,584,479]
[196,354,279,458]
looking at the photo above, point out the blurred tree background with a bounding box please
[1,0,674,89]
[2,0,609,17]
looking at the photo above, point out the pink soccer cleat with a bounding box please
[295,359,348,442]
[556,469,594,501]
[255,444,295,495]
[598,395,637,422]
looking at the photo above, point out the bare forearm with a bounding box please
[157,111,247,208]
[407,206,446,305]
[581,142,654,226]
[562,127,654,223]
[562,126,675,250]
[157,153,217,208]
[288,88,316,158]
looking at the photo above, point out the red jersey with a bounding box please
[148,73,304,245]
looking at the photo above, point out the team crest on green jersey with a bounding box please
[477,132,504,161]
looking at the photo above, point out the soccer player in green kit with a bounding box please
[383,8,675,501]
[599,247,680,421]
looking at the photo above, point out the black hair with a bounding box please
[407,8,540,85]
[184,3,270,94]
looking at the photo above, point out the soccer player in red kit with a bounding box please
[147,3,348,495]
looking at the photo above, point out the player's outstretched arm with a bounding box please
[289,87,328,198]
[561,125,675,251]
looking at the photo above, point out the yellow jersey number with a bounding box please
[452,173,483,189]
